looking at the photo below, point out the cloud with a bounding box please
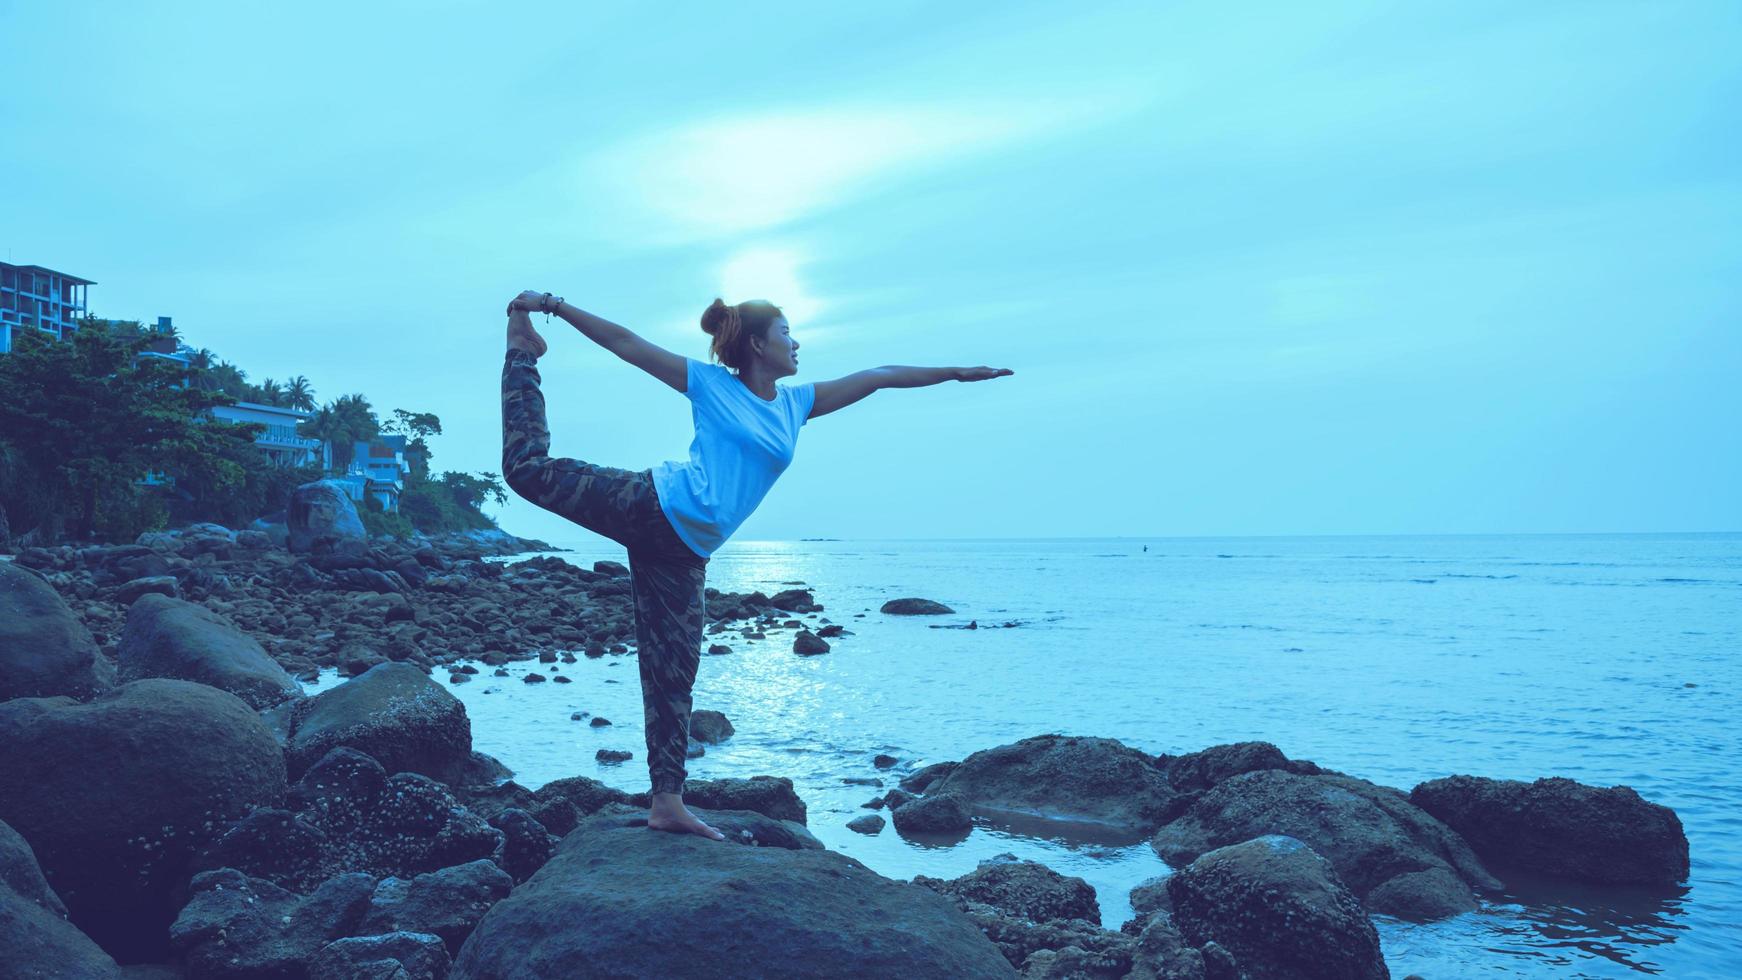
[574,91,1154,246]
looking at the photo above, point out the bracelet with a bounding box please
[541,293,565,315]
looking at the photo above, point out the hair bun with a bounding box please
[700,297,729,336]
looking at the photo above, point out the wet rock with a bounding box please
[873,753,899,769]
[1153,768,1498,922]
[359,858,514,957]
[706,643,732,655]
[1156,741,1292,793]
[275,662,474,783]
[530,776,631,821]
[0,816,125,980]
[288,480,368,554]
[592,560,628,577]
[881,597,955,615]
[1167,835,1387,980]
[307,931,451,980]
[769,587,821,612]
[1410,774,1690,885]
[932,734,1180,833]
[595,748,633,763]
[117,593,303,710]
[900,761,958,793]
[0,561,116,701]
[893,792,974,833]
[689,709,735,744]
[167,867,375,978]
[450,808,1013,979]
[847,814,886,834]
[793,629,830,655]
[914,859,1100,925]
[0,679,287,962]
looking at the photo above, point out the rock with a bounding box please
[529,776,631,821]
[769,587,821,612]
[588,716,611,727]
[706,643,732,655]
[818,624,848,638]
[168,868,376,978]
[893,792,974,833]
[486,808,558,884]
[847,814,886,834]
[793,629,830,655]
[1129,876,1173,917]
[689,709,735,744]
[0,816,126,980]
[1124,914,1213,980]
[0,503,9,552]
[1152,768,1499,922]
[1157,741,1292,793]
[114,575,179,604]
[1167,836,1387,980]
[931,734,1180,833]
[1410,774,1690,885]
[874,753,899,769]
[276,661,474,783]
[236,529,272,550]
[592,560,628,577]
[596,749,632,763]
[0,561,116,702]
[914,859,1100,925]
[359,859,514,958]
[900,761,958,793]
[0,679,287,962]
[289,480,368,554]
[626,775,809,825]
[308,931,451,980]
[116,593,303,710]
[881,597,955,615]
[191,748,503,894]
[449,808,1015,979]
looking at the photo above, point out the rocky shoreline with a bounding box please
[0,513,1694,979]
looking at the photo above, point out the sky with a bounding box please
[4,0,1738,543]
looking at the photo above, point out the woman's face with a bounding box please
[755,315,800,377]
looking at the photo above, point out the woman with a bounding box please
[500,289,1013,840]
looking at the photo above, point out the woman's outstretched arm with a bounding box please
[809,364,1014,420]
[512,292,687,393]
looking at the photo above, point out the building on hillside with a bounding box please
[210,401,322,468]
[331,435,409,513]
[1,262,95,353]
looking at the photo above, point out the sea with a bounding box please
[303,533,1741,978]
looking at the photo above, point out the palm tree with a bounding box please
[259,378,285,407]
[298,405,346,472]
[301,394,380,472]
[286,375,315,412]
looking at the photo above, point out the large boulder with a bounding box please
[0,679,288,962]
[116,593,303,710]
[1151,768,1499,921]
[0,816,125,980]
[929,734,1180,834]
[451,808,1016,979]
[272,661,473,783]
[167,867,376,979]
[1167,836,1388,980]
[1410,775,1690,885]
[288,480,367,554]
[308,931,451,980]
[0,561,116,701]
[881,597,955,615]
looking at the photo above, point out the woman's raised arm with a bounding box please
[512,291,687,393]
[809,364,1014,420]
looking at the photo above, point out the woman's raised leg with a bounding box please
[500,328,645,544]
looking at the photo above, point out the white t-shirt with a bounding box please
[651,358,817,559]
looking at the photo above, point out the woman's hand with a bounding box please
[506,290,558,315]
[953,366,1015,382]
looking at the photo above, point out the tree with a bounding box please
[300,394,379,472]
[384,409,442,480]
[286,375,315,411]
[0,319,265,541]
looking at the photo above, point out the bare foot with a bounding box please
[507,309,547,358]
[647,793,727,841]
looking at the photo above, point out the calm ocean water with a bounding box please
[307,533,1741,978]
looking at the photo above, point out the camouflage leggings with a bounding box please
[500,348,706,797]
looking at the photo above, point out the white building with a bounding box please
[330,435,410,513]
[210,401,322,468]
